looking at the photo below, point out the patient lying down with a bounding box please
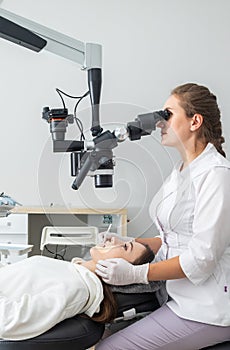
[0,239,154,340]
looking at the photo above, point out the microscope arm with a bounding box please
[0,8,101,69]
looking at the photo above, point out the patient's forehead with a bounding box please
[130,241,146,255]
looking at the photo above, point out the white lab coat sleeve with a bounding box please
[179,167,230,285]
[0,284,84,340]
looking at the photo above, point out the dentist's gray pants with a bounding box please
[96,305,230,350]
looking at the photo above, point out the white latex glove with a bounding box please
[95,258,149,285]
[98,231,135,245]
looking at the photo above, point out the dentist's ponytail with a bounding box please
[172,83,226,158]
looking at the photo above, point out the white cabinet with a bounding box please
[0,213,28,234]
[0,213,28,263]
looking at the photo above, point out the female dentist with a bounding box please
[96,83,230,349]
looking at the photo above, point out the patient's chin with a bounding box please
[89,247,96,260]
[90,247,102,262]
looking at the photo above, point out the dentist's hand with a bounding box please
[98,231,135,245]
[95,258,149,285]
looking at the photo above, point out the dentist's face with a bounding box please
[158,94,193,149]
[90,238,146,263]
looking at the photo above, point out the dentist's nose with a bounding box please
[156,120,167,129]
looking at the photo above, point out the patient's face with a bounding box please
[90,238,146,263]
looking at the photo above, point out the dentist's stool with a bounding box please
[0,316,104,349]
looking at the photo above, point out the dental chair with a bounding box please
[0,290,228,350]
[0,316,104,350]
[203,343,230,350]
[40,226,99,258]
[0,289,161,350]
[0,226,229,350]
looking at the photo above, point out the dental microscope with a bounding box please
[0,8,170,190]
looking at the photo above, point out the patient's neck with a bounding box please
[81,260,96,273]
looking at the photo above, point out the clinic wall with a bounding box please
[1,0,230,237]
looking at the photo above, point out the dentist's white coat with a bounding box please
[0,256,103,340]
[149,143,230,326]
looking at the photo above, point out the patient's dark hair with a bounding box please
[133,243,155,265]
[91,243,154,323]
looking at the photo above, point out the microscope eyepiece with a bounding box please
[161,109,171,121]
[127,109,170,141]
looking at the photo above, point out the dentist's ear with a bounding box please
[190,114,203,131]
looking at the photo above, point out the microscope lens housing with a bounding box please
[94,158,114,188]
